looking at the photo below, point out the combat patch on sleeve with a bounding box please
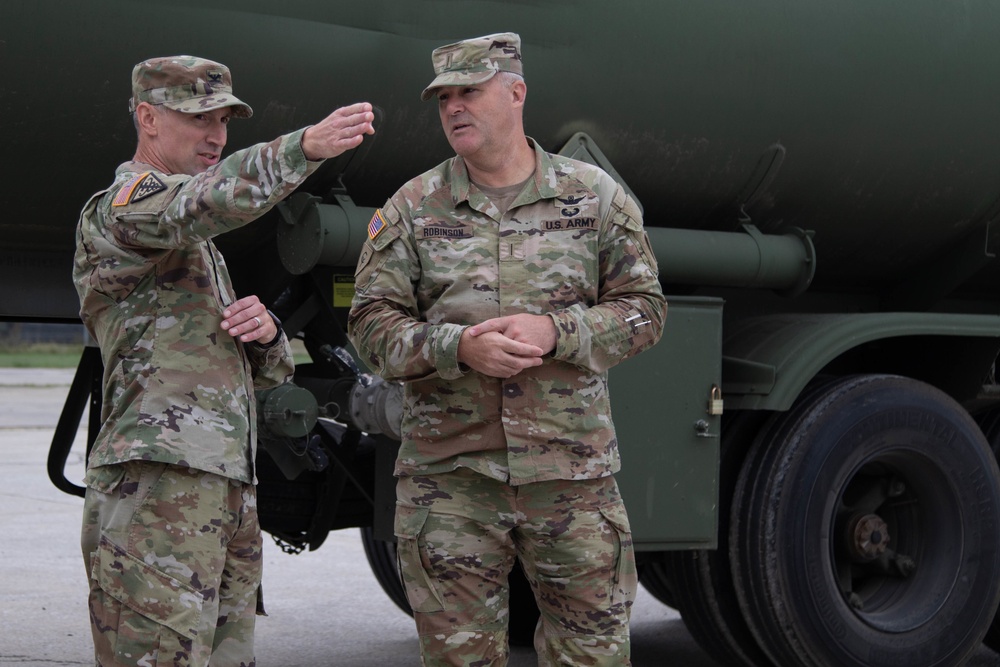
[112,172,167,207]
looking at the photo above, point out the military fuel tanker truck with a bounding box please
[5,1,1000,665]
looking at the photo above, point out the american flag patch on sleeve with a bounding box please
[368,208,387,240]
[112,173,146,207]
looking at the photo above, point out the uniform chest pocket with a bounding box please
[529,209,600,268]
[415,223,488,276]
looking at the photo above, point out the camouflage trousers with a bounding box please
[395,467,636,667]
[81,461,263,667]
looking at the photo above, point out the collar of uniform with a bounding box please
[526,137,559,200]
[449,136,556,206]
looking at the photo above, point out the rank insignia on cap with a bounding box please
[368,208,387,240]
[112,172,167,207]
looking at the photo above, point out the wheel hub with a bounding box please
[847,513,891,561]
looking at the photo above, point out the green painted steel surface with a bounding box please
[612,297,723,548]
[646,225,815,295]
[4,0,1000,318]
[724,312,1000,410]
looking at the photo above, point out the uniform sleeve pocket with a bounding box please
[354,224,402,292]
[372,222,402,252]
[92,536,204,640]
[393,504,445,613]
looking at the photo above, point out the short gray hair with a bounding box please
[496,71,523,89]
[132,102,165,136]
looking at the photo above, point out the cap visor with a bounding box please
[165,93,253,118]
[420,70,498,101]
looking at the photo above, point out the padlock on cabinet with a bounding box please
[708,384,724,416]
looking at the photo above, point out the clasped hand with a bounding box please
[458,314,557,379]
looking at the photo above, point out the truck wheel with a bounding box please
[665,412,771,667]
[360,525,412,615]
[638,559,677,609]
[359,526,540,646]
[730,375,1000,666]
[975,409,1000,653]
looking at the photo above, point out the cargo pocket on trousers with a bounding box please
[394,504,446,613]
[92,536,204,647]
[599,501,635,607]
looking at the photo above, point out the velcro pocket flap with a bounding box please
[394,503,430,539]
[372,222,402,252]
[599,500,632,536]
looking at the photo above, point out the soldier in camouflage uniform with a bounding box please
[348,34,666,666]
[74,55,375,666]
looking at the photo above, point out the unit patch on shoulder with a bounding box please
[368,208,388,240]
[112,172,166,207]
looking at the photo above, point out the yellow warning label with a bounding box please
[333,275,356,309]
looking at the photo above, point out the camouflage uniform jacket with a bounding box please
[348,139,667,485]
[73,130,314,485]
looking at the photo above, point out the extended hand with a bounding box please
[301,102,376,161]
[222,296,278,345]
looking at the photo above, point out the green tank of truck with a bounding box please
[5,2,1000,665]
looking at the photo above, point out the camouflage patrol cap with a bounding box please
[128,55,253,118]
[420,32,523,101]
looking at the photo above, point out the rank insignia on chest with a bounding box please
[112,172,167,207]
[368,208,388,240]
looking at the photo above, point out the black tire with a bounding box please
[728,377,846,667]
[666,412,772,667]
[638,559,677,609]
[976,409,1000,653]
[360,525,412,615]
[730,375,1000,667]
[358,526,540,646]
